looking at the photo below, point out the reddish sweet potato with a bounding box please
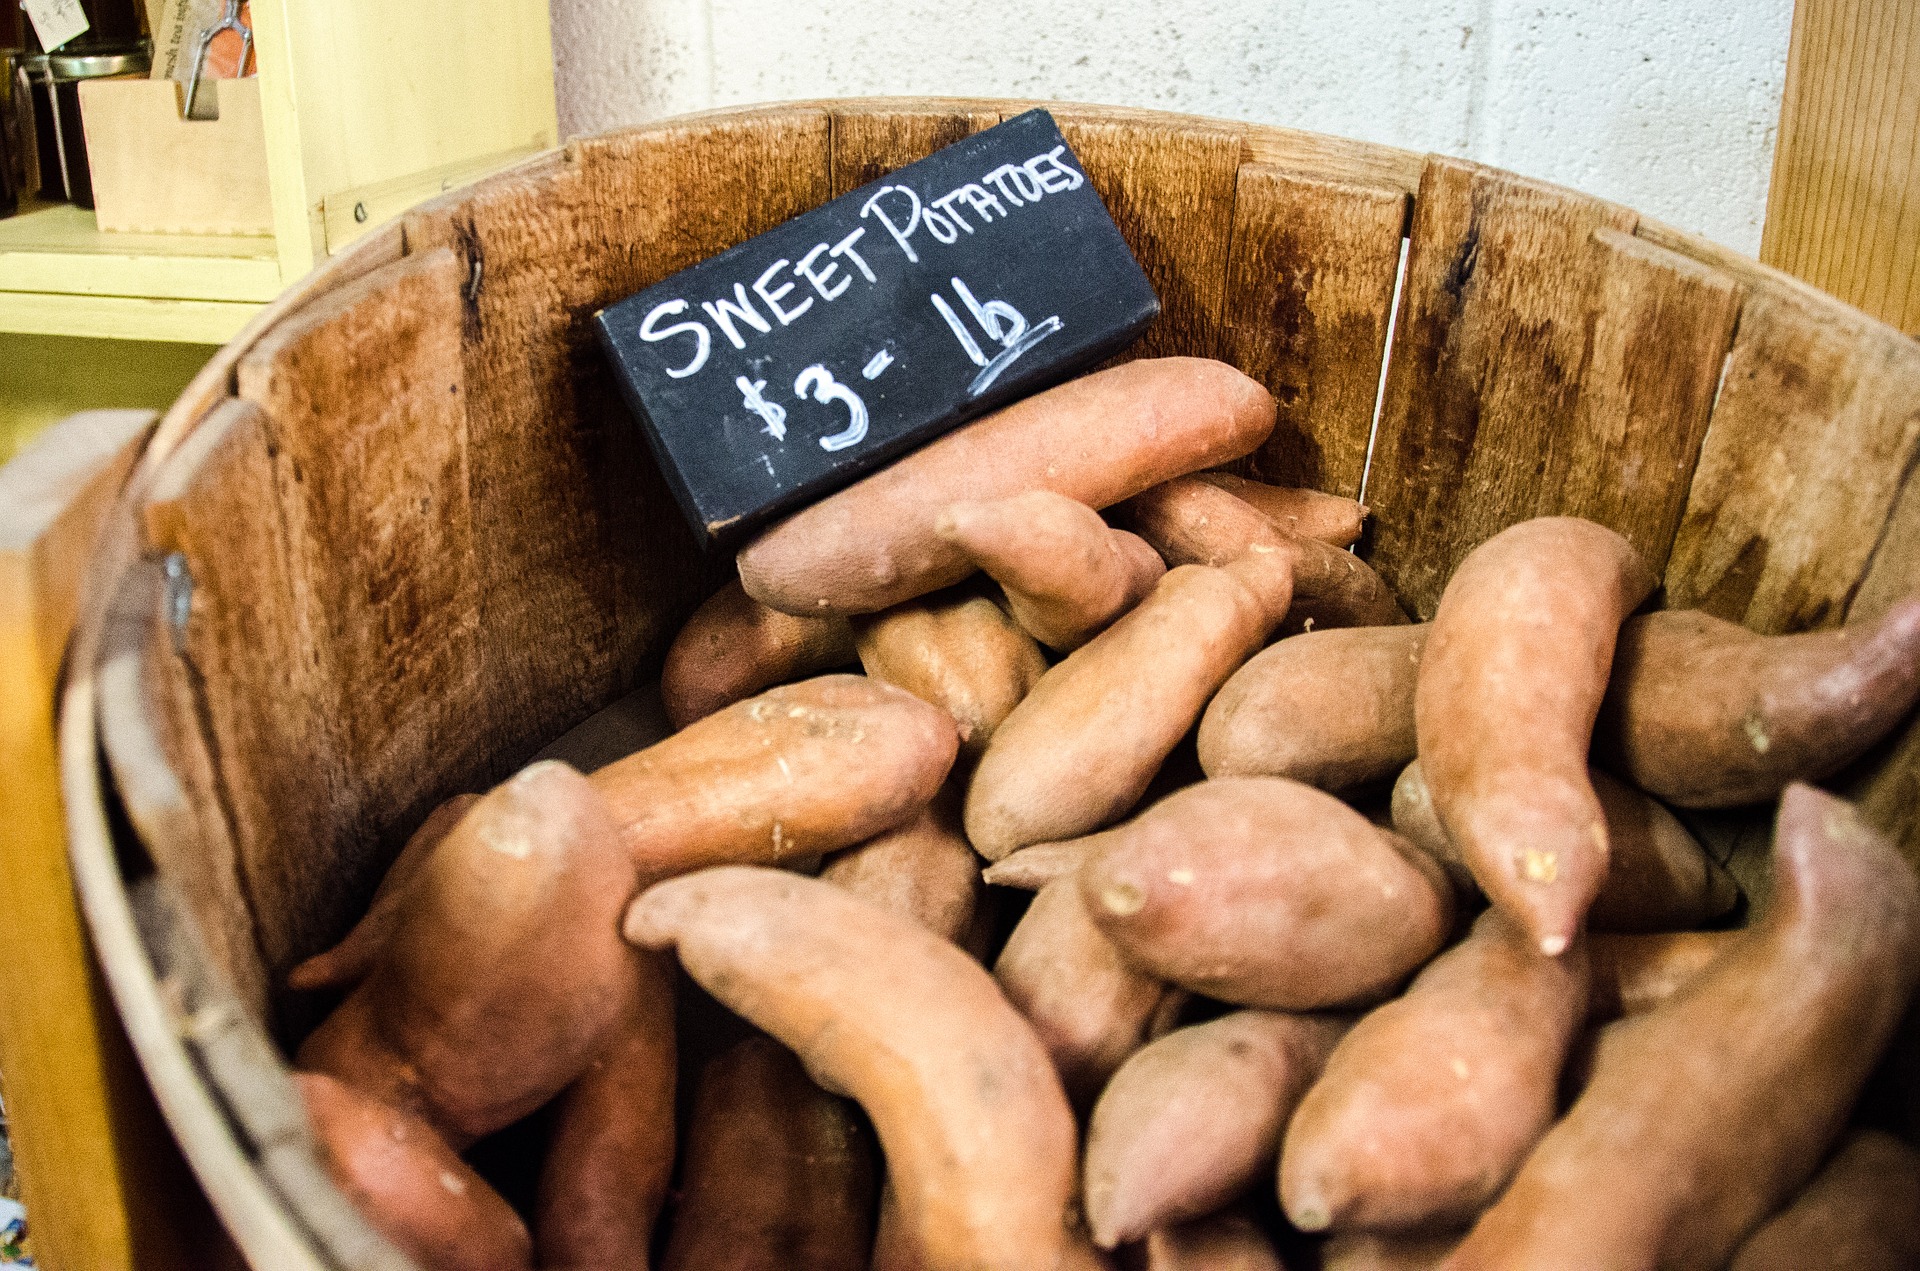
[534,950,677,1271]
[1442,785,1920,1270]
[738,358,1276,615]
[1587,930,1738,1022]
[819,785,980,944]
[1729,1129,1920,1271]
[1415,518,1658,955]
[660,1033,877,1271]
[624,867,1078,1271]
[591,675,957,878]
[982,839,1094,891]
[1085,1010,1348,1248]
[1118,476,1405,632]
[297,762,637,1146]
[1320,1232,1463,1271]
[297,1071,531,1271]
[1198,625,1427,792]
[1596,599,1920,808]
[1280,909,1589,1233]
[286,793,479,992]
[1391,759,1738,932]
[995,874,1171,1107]
[1196,471,1367,548]
[854,584,1048,759]
[1135,1210,1287,1270]
[965,552,1294,859]
[1080,778,1454,1010]
[936,489,1166,651]
[660,579,856,729]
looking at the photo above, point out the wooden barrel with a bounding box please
[57,99,1920,1268]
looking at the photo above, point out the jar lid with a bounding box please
[49,45,151,79]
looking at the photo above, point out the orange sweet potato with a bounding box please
[1198,625,1427,792]
[1320,1231,1463,1271]
[738,358,1276,615]
[995,875,1170,1107]
[1280,909,1589,1233]
[1442,785,1920,1270]
[1079,778,1453,1010]
[854,584,1048,759]
[1728,1129,1920,1271]
[286,793,478,992]
[297,1071,531,1271]
[533,949,677,1271]
[819,785,981,945]
[936,490,1166,651]
[591,674,957,878]
[1196,471,1367,548]
[1118,476,1405,632]
[660,579,856,729]
[624,867,1078,1271]
[660,1033,877,1271]
[1084,1010,1348,1248]
[1587,930,1738,1023]
[1391,759,1738,932]
[965,552,1294,859]
[1134,1209,1287,1270]
[1596,599,1920,808]
[1415,517,1658,955]
[297,762,638,1146]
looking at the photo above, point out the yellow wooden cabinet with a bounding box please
[0,0,558,345]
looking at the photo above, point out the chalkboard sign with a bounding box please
[595,109,1160,548]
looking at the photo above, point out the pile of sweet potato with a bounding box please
[288,358,1920,1271]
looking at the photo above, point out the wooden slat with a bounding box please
[1362,156,1744,617]
[1050,109,1245,363]
[1218,164,1407,499]
[1760,0,1920,336]
[1664,285,1920,634]
[230,249,484,984]
[829,101,1002,198]
[0,409,222,1271]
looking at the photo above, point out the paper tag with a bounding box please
[595,109,1160,548]
[22,0,90,51]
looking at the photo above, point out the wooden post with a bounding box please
[1761,0,1920,335]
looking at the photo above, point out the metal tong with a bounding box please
[184,0,250,120]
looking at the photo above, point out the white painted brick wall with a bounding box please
[550,0,1792,254]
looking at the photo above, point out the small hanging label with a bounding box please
[595,109,1160,549]
[21,0,90,50]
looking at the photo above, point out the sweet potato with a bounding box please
[623,867,1078,1271]
[527,682,674,773]
[660,1033,876,1271]
[936,490,1166,651]
[965,551,1294,859]
[297,762,637,1146]
[1391,759,1738,932]
[533,950,677,1271]
[1198,625,1426,791]
[1587,930,1738,1022]
[1320,1232,1462,1271]
[1728,1129,1920,1271]
[854,584,1048,759]
[1084,1010,1348,1248]
[1134,1210,1286,1270]
[286,793,479,992]
[297,1071,531,1271]
[982,839,1094,890]
[1118,476,1405,632]
[995,874,1170,1107]
[1596,599,1920,808]
[1415,517,1658,955]
[591,674,957,878]
[1280,909,1589,1233]
[1079,778,1454,1009]
[738,358,1276,615]
[1196,471,1367,548]
[820,785,980,944]
[661,579,856,729]
[1442,784,1920,1270]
